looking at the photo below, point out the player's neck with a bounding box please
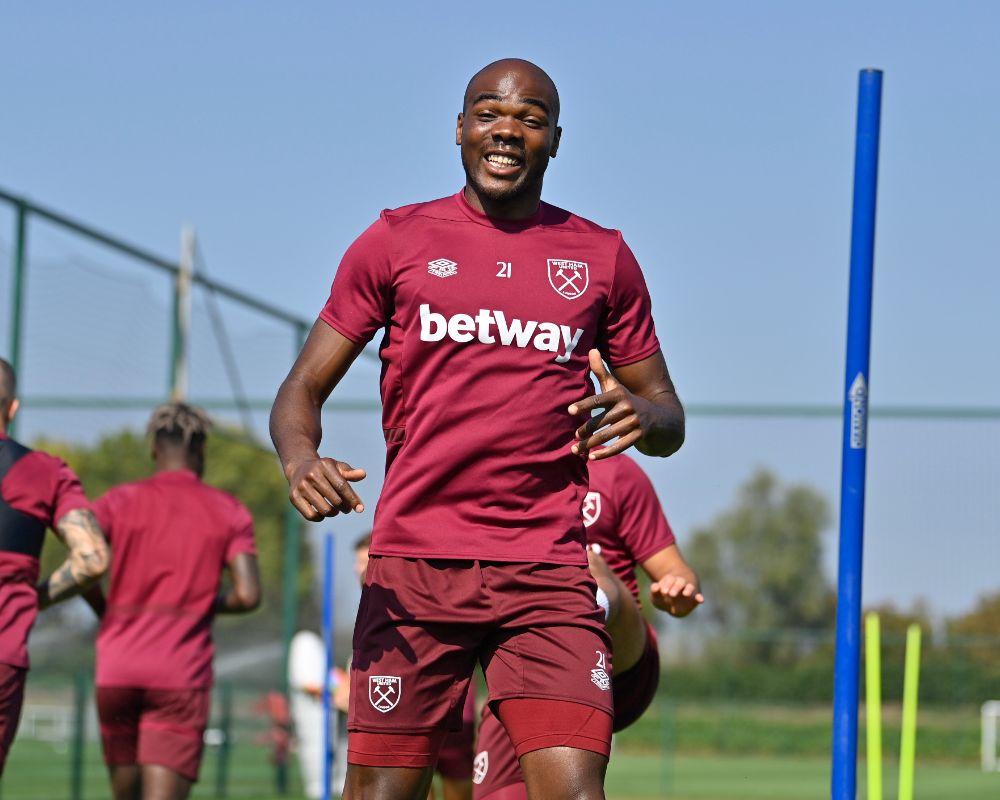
[154,451,202,476]
[463,184,542,221]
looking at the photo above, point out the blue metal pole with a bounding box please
[321,534,335,800]
[831,68,883,800]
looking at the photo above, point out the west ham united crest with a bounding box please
[369,675,401,713]
[582,491,602,528]
[473,751,489,785]
[547,259,589,299]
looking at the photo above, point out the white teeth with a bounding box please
[487,154,520,167]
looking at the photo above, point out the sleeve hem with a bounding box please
[606,340,661,369]
[317,311,368,345]
[632,539,677,566]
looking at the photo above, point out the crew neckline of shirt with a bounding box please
[453,189,546,232]
[154,468,200,481]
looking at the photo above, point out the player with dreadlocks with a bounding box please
[87,402,261,800]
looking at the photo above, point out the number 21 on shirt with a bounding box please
[496,261,512,279]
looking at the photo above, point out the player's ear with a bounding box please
[4,398,19,425]
[455,113,464,146]
[550,126,562,158]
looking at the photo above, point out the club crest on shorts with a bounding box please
[547,259,589,299]
[368,676,402,712]
[473,750,489,785]
[582,491,602,527]
[591,650,611,691]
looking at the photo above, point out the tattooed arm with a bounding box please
[214,553,261,614]
[37,508,110,610]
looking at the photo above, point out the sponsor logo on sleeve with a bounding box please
[369,676,402,712]
[582,492,602,527]
[548,259,589,299]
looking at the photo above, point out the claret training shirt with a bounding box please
[92,469,256,689]
[320,191,661,564]
[583,454,676,602]
[0,434,89,669]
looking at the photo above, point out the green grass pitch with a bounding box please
[3,741,997,799]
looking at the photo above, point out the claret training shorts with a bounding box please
[347,556,614,768]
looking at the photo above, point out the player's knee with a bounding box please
[519,746,607,800]
[343,764,435,800]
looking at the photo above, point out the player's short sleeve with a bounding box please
[597,235,661,367]
[51,460,89,524]
[616,456,676,563]
[225,502,257,563]
[318,214,394,344]
[90,489,121,543]
[2,451,89,526]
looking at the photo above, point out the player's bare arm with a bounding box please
[587,546,649,673]
[37,508,110,609]
[82,584,107,619]
[570,348,684,459]
[641,543,704,618]
[214,553,262,614]
[270,322,369,521]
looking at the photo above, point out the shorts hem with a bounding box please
[139,758,200,783]
[488,693,611,716]
[347,750,436,769]
[514,730,610,758]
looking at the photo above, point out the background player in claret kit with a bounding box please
[472,454,703,799]
[0,358,110,777]
[270,58,685,800]
[86,403,261,800]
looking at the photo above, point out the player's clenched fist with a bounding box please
[286,457,366,521]
[649,574,704,618]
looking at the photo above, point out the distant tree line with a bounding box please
[669,468,999,704]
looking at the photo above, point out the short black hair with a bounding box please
[354,531,372,552]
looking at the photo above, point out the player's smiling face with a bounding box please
[457,61,561,219]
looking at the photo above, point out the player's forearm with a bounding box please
[270,375,326,479]
[216,554,262,614]
[634,391,685,457]
[38,509,110,610]
[214,586,261,614]
[82,584,107,619]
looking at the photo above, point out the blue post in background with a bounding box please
[831,68,883,800]
[321,535,335,800]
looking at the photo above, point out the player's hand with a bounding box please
[286,457,366,521]
[569,349,656,460]
[649,574,705,618]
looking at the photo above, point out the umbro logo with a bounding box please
[428,258,458,278]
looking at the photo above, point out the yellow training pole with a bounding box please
[898,623,923,800]
[864,613,883,800]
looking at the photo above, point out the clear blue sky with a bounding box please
[1,2,998,621]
